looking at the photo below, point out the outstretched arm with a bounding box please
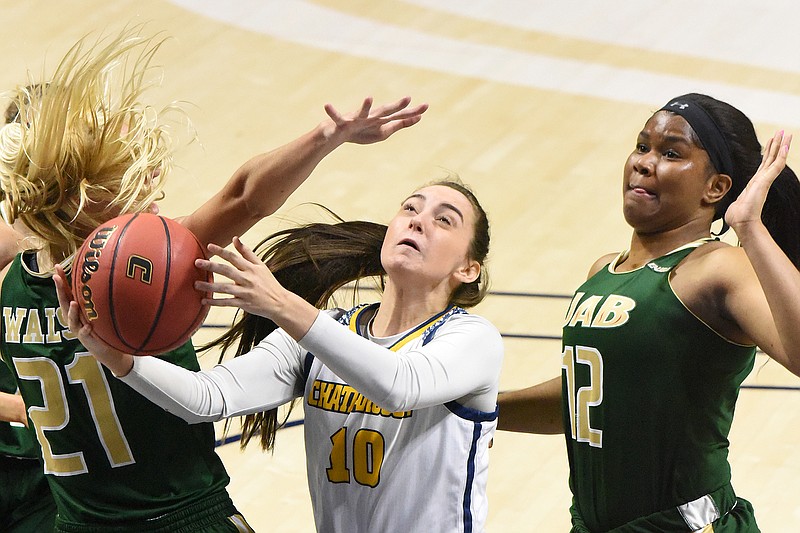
[54,264,304,422]
[192,239,502,412]
[180,97,428,248]
[496,376,563,434]
[724,131,800,376]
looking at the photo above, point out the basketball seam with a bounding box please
[136,217,172,353]
[107,214,140,352]
[148,230,209,352]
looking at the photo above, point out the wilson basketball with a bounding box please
[72,213,211,355]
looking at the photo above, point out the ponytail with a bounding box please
[761,166,800,268]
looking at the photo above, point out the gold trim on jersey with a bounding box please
[347,303,453,352]
[609,237,716,274]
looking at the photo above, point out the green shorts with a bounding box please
[0,455,56,533]
[570,484,759,532]
[53,491,254,533]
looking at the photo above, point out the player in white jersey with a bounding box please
[56,179,503,533]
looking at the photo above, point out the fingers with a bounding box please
[386,102,429,120]
[324,96,375,124]
[195,257,239,282]
[197,238,261,279]
[324,103,344,125]
[200,294,245,309]
[382,115,424,136]
[783,132,793,155]
[202,241,249,271]
[325,97,425,125]
[53,265,86,335]
[195,237,271,301]
[67,301,87,335]
[368,96,412,117]
[753,131,791,181]
[232,236,263,264]
[358,96,373,118]
[372,100,428,123]
[53,265,72,314]
[767,130,791,164]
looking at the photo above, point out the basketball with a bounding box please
[72,213,211,355]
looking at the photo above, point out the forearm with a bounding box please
[119,356,228,423]
[299,313,502,412]
[738,222,800,375]
[119,331,304,423]
[497,376,564,434]
[0,391,27,425]
[183,123,342,248]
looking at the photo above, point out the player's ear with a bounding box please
[454,259,480,285]
[704,172,732,206]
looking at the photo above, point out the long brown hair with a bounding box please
[203,218,387,451]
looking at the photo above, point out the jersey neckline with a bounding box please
[608,237,716,274]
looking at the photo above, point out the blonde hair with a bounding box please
[0,26,181,267]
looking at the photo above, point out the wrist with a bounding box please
[94,346,134,377]
[314,118,345,149]
[272,289,319,341]
[731,219,769,247]
[112,354,135,378]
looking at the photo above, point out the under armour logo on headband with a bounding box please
[670,102,689,110]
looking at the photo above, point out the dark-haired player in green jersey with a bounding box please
[499,94,800,532]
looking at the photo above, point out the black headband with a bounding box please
[659,95,735,177]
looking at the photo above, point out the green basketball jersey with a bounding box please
[1,252,233,529]
[561,241,755,531]
[0,356,40,459]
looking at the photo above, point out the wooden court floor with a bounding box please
[2,0,800,530]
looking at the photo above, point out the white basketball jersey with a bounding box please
[301,304,497,533]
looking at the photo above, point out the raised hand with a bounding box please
[725,130,792,232]
[195,237,286,320]
[322,96,428,145]
[195,237,320,341]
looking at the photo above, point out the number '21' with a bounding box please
[561,345,604,448]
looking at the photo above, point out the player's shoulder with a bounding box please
[587,252,619,278]
[680,240,747,276]
[442,311,501,338]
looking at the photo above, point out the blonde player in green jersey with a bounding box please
[499,94,800,532]
[0,27,426,532]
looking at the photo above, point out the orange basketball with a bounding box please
[72,213,211,355]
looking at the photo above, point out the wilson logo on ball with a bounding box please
[72,213,211,356]
[77,224,119,321]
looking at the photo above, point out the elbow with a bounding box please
[179,411,221,424]
[224,171,281,221]
[371,387,413,413]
